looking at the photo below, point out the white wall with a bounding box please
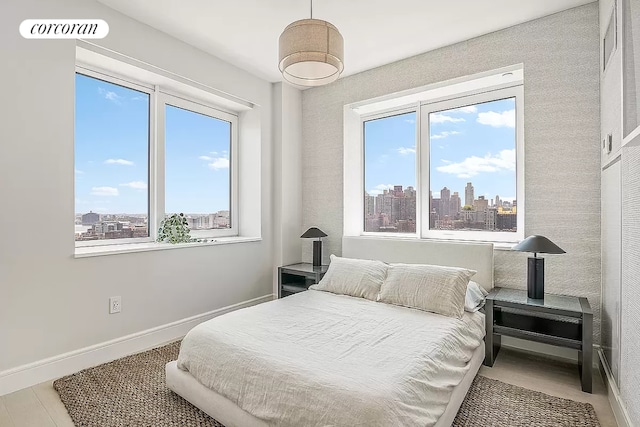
[272,82,303,279]
[599,0,623,390]
[0,0,274,377]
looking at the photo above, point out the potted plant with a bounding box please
[157,213,208,244]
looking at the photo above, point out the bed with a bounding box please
[166,238,494,427]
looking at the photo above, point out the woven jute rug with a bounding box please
[54,341,600,427]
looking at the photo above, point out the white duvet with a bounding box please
[177,290,485,427]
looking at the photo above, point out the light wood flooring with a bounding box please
[0,348,617,427]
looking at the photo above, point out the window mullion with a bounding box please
[153,87,166,241]
[415,102,423,237]
[419,104,431,238]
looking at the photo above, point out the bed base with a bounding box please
[165,343,484,427]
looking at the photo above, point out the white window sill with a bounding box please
[352,234,518,250]
[74,236,262,258]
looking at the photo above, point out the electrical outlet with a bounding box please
[109,296,122,314]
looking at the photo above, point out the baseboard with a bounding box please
[0,294,274,396]
[598,350,633,427]
[501,336,599,367]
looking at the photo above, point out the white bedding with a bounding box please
[177,290,485,427]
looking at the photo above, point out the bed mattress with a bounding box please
[176,290,485,427]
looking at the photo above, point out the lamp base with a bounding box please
[527,257,545,299]
[312,240,322,267]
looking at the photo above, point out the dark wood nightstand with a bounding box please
[278,263,329,298]
[484,287,593,393]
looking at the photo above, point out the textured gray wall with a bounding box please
[301,4,601,340]
[621,145,640,425]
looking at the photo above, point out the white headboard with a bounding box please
[342,237,494,291]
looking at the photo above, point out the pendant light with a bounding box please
[278,0,344,87]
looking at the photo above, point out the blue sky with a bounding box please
[364,98,516,203]
[75,73,230,215]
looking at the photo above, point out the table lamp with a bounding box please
[512,235,565,299]
[301,227,327,267]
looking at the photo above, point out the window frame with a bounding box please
[74,65,240,248]
[158,93,239,239]
[355,83,524,244]
[74,68,156,247]
[360,106,420,238]
[419,85,524,243]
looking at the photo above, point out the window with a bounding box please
[75,73,151,243]
[425,94,518,238]
[352,67,524,243]
[163,96,237,237]
[75,69,239,247]
[363,111,417,233]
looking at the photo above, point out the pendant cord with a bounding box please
[310,0,313,19]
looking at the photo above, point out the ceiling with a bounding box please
[96,0,595,83]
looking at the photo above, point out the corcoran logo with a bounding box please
[19,19,109,39]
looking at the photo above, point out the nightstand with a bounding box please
[484,287,593,393]
[278,263,329,298]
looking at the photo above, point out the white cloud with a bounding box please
[199,153,229,170]
[431,131,461,140]
[208,158,229,170]
[367,184,394,196]
[430,114,465,124]
[404,119,416,124]
[90,186,119,196]
[397,146,416,155]
[104,158,134,166]
[120,181,147,190]
[477,109,515,128]
[75,169,84,174]
[98,88,122,104]
[435,149,515,178]
[450,106,478,114]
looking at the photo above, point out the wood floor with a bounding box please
[0,348,617,427]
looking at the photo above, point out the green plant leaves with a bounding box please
[156,213,197,244]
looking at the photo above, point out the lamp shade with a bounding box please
[512,235,565,254]
[300,227,328,239]
[278,19,344,87]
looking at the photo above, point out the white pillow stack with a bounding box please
[310,255,485,319]
[309,254,387,301]
[379,263,476,319]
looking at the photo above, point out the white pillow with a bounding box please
[465,281,489,312]
[309,254,387,301]
[378,263,476,319]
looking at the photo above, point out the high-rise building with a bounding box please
[474,195,489,213]
[495,195,501,208]
[364,192,376,217]
[465,182,474,207]
[451,192,461,217]
[81,211,100,225]
[440,187,451,218]
[486,207,497,230]
[367,186,416,232]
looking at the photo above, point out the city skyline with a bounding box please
[364,98,517,204]
[75,210,231,241]
[364,180,516,233]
